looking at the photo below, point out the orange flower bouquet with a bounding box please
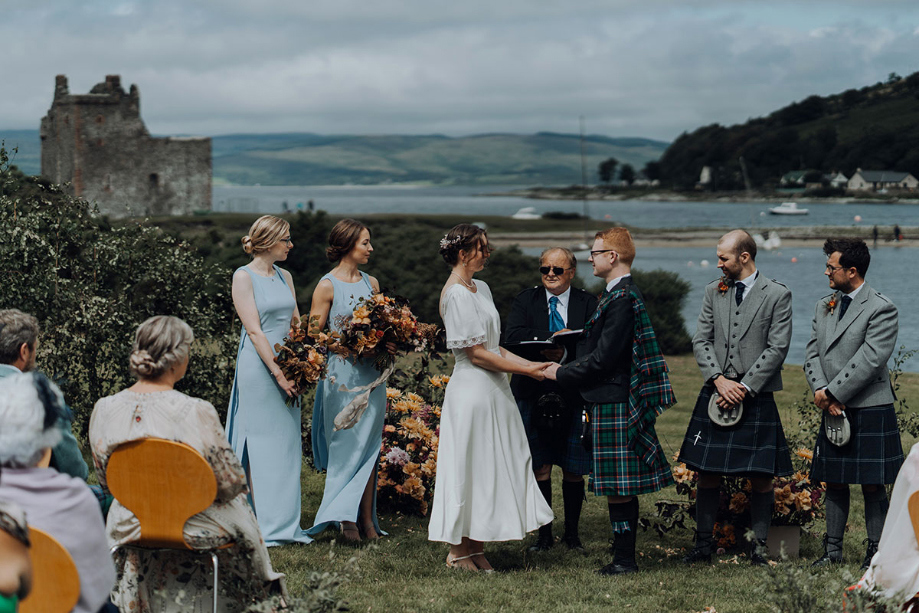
[273,314,335,393]
[334,292,441,371]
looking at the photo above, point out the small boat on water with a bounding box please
[511,206,541,220]
[769,202,808,215]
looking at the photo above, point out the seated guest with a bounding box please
[90,315,287,612]
[0,309,89,480]
[856,442,919,606]
[0,372,115,613]
[0,471,32,611]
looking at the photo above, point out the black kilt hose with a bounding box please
[810,404,904,484]
[678,384,793,477]
[517,397,592,475]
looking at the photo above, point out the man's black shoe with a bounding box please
[561,533,585,551]
[861,539,879,571]
[528,531,554,552]
[750,538,769,566]
[811,553,842,568]
[598,561,638,576]
[681,548,712,564]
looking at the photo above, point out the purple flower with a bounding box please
[385,447,410,466]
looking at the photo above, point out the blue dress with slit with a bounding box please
[226,264,310,545]
[307,271,386,539]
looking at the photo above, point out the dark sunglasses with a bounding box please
[540,266,570,276]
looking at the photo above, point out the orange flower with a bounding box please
[729,493,749,514]
[386,387,403,400]
[825,297,837,315]
[407,392,425,405]
[352,305,372,325]
[383,424,396,434]
[718,277,730,294]
[796,448,814,462]
[672,463,695,484]
[794,490,812,512]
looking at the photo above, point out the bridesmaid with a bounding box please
[226,215,310,545]
[307,219,387,542]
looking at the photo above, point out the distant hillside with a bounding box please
[659,71,919,190]
[209,132,667,186]
[0,130,668,186]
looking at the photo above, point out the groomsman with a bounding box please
[806,238,902,568]
[504,248,598,551]
[678,230,793,565]
[546,228,675,575]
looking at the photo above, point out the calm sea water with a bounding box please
[213,184,916,230]
[214,184,919,371]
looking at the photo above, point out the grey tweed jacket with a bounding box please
[804,282,898,408]
[693,274,793,394]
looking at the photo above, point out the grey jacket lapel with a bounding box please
[828,284,870,346]
[714,282,731,335]
[737,280,769,338]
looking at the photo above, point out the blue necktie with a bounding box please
[839,295,852,319]
[734,282,745,306]
[548,296,565,333]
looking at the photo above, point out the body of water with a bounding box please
[214,184,915,232]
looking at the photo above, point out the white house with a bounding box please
[848,169,919,192]
[826,172,848,188]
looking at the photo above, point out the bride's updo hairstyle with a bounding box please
[327,219,370,263]
[241,215,290,256]
[129,316,194,380]
[439,223,489,266]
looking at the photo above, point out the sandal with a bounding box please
[339,522,361,543]
[360,522,380,540]
[470,551,495,574]
[445,553,478,571]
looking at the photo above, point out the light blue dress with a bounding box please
[226,264,310,545]
[307,271,386,539]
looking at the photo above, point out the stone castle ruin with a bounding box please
[40,75,211,216]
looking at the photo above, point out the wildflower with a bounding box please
[386,387,403,400]
[796,448,814,462]
[728,493,749,514]
[385,447,410,466]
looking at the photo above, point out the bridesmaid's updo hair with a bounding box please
[327,219,370,263]
[242,215,290,256]
[439,223,489,266]
[129,316,194,379]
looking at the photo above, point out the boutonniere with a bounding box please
[718,277,731,294]
[825,296,837,315]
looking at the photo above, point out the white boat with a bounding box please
[511,206,541,220]
[769,202,808,215]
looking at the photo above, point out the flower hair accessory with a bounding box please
[439,234,461,250]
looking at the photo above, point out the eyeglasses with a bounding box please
[589,250,617,257]
[279,238,293,246]
[825,263,845,273]
[539,266,572,276]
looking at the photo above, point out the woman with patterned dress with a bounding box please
[307,219,388,542]
[0,473,31,609]
[91,316,286,612]
[427,224,554,572]
[226,215,310,545]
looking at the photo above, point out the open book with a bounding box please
[502,329,582,362]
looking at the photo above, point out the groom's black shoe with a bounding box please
[529,524,554,552]
[598,561,639,576]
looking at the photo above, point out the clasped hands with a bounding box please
[713,376,747,409]
[814,388,846,416]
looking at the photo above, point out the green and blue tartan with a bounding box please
[587,288,676,499]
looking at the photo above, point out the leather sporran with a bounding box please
[707,392,743,427]
[534,392,568,438]
[824,411,851,447]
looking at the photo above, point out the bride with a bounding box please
[427,223,554,571]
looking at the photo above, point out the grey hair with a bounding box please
[0,372,63,467]
[129,316,194,379]
[0,309,40,365]
[539,247,577,269]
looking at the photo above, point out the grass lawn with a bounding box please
[269,355,919,613]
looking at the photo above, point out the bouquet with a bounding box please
[273,314,335,392]
[334,292,441,371]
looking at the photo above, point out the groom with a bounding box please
[545,228,675,576]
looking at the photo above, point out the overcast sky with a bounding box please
[1,0,917,141]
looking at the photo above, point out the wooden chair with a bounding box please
[106,439,233,613]
[19,527,80,613]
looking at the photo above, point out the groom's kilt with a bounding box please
[589,401,673,496]
[810,403,904,485]
[678,385,793,477]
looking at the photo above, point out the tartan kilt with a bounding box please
[589,401,673,496]
[810,403,904,485]
[517,398,592,475]
[678,385,793,477]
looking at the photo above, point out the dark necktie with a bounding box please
[548,296,565,333]
[734,282,745,306]
[839,295,852,319]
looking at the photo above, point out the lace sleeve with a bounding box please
[442,288,487,349]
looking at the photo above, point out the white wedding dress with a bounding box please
[428,281,553,545]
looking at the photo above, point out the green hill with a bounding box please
[0,130,668,186]
[658,71,919,190]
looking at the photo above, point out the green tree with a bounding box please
[619,164,636,186]
[642,161,662,182]
[598,157,619,184]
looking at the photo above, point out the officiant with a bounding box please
[503,247,598,551]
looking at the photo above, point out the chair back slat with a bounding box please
[106,439,218,549]
[20,527,80,613]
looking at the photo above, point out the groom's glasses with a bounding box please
[540,266,571,276]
